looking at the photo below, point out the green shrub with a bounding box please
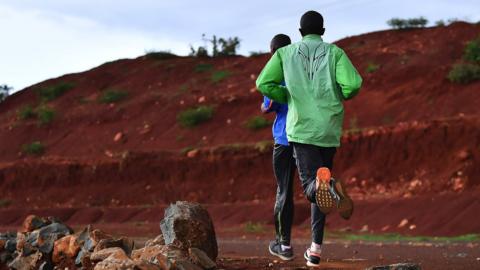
[18,105,36,120]
[38,82,75,101]
[464,37,480,63]
[21,141,45,156]
[249,51,267,57]
[36,105,56,125]
[211,70,230,83]
[244,221,265,233]
[447,63,480,84]
[98,89,128,103]
[0,199,12,208]
[387,17,428,29]
[254,141,273,153]
[245,116,271,130]
[177,106,214,127]
[435,20,446,27]
[145,50,178,60]
[366,62,380,73]
[194,63,213,73]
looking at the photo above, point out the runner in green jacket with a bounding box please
[256,11,362,267]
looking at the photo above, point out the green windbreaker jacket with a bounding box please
[256,34,362,147]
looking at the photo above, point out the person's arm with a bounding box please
[256,51,288,104]
[335,47,362,100]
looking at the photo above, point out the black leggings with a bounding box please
[291,142,336,245]
[272,144,296,246]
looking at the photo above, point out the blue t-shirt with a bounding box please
[262,96,288,146]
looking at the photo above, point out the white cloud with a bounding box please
[0,5,188,92]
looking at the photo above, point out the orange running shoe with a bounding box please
[315,167,335,214]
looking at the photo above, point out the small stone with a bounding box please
[113,132,123,142]
[187,149,199,158]
[360,225,369,232]
[398,219,409,228]
[409,224,417,230]
[90,247,126,262]
[145,234,165,247]
[365,263,421,270]
[198,96,206,103]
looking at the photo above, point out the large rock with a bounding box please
[8,251,43,270]
[21,215,50,233]
[33,222,73,254]
[366,263,422,270]
[0,232,16,252]
[131,245,176,269]
[91,247,127,262]
[52,235,81,265]
[93,237,134,256]
[160,201,218,260]
[93,249,135,270]
[75,226,114,266]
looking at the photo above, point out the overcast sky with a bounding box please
[1,0,479,92]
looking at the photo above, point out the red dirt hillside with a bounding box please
[0,22,479,236]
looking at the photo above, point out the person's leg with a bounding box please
[270,144,296,259]
[310,146,335,245]
[292,142,336,265]
[273,144,296,246]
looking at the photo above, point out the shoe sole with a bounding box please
[304,250,321,267]
[306,261,321,267]
[268,245,294,261]
[334,179,354,220]
[315,167,334,214]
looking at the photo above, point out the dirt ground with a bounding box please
[216,238,480,270]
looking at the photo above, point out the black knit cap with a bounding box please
[300,10,324,35]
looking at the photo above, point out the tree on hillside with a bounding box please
[190,34,241,57]
[0,84,12,102]
[387,17,428,29]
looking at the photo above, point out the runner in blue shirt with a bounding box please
[261,34,296,261]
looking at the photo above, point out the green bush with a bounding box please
[211,70,230,83]
[18,105,36,120]
[387,17,428,29]
[36,105,56,125]
[447,63,480,84]
[366,62,380,73]
[98,89,128,103]
[0,199,12,208]
[464,37,480,63]
[21,141,45,156]
[244,221,265,233]
[177,105,214,127]
[245,116,271,131]
[144,50,178,60]
[38,82,74,101]
[249,51,267,57]
[194,63,213,73]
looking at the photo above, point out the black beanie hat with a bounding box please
[300,10,324,32]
